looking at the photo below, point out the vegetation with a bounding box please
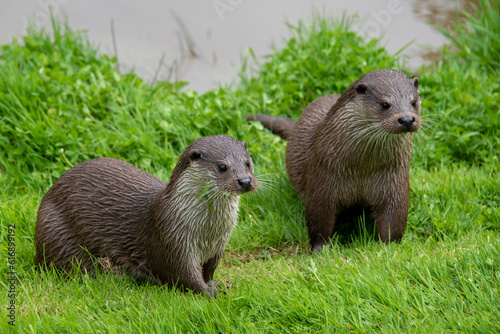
[1,0,498,332]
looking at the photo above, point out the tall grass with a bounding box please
[441,0,500,72]
[415,0,500,165]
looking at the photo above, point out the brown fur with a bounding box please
[246,114,296,140]
[248,69,421,251]
[35,135,257,296]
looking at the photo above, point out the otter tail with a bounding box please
[246,114,295,140]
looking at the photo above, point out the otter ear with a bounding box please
[413,77,419,91]
[190,151,202,161]
[356,84,367,94]
[241,140,248,149]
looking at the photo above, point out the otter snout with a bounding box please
[237,177,256,193]
[380,113,421,134]
[397,115,419,132]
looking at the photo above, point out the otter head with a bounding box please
[351,69,421,134]
[175,135,258,196]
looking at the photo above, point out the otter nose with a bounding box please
[397,116,416,128]
[238,177,253,190]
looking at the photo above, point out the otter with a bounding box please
[248,69,421,252]
[34,135,257,296]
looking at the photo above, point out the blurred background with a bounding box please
[0,0,467,92]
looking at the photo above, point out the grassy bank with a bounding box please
[1,0,499,332]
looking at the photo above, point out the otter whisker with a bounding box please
[419,120,435,133]
[254,177,277,184]
[357,124,384,158]
[254,185,274,198]
[254,172,277,178]
[255,177,277,187]
[344,123,378,152]
[416,125,432,138]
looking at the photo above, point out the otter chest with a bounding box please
[180,195,240,264]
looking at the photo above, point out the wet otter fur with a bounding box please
[248,69,421,251]
[35,135,257,296]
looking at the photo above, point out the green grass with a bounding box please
[2,230,498,333]
[1,1,499,332]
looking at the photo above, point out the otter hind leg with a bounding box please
[35,203,96,275]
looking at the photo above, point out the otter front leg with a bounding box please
[304,194,338,252]
[371,197,409,243]
[178,264,216,297]
[202,254,223,288]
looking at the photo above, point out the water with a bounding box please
[0,0,465,92]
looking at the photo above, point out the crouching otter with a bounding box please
[35,135,257,296]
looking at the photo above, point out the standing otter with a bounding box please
[35,135,257,296]
[248,69,421,251]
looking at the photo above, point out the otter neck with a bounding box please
[317,102,413,174]
[152,166,240,262]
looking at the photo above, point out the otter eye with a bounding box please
[246,160,251,168]
[218,164,227,172]
[381,102,391,110]
[411,100,417,108]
